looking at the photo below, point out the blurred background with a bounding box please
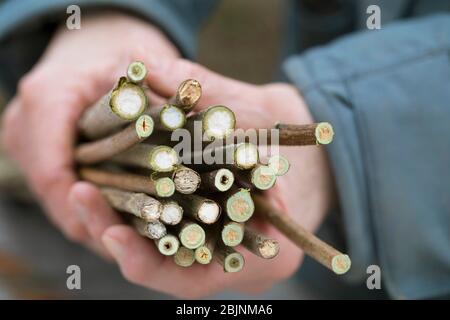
[198,0,284,84]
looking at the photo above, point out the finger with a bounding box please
[68,182,122,243]
[14,73,93,242]
[143,88,167,107]
[144,57,255,109]
[102,223,299,298]
[102,225,232,298]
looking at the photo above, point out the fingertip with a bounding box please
[68,182,121,242]
[102,225,166,285]
[68,181,101,204]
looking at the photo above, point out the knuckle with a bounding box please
[17,72,48,110]
[18,71,44,97]
[176,59,204,80]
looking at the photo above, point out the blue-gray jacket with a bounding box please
[0,0,449,299]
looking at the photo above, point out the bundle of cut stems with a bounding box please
[72,62,350,275]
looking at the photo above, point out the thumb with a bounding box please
[143,57,252,108]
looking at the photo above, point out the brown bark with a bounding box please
[79,167,158,196]
[253,194,351,274]
[242,226,279,259]
[75,114,153,164]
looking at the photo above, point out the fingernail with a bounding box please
[102,235,124,260]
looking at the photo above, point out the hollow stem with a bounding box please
[155,234,179,256]
[215,242,245,273]
[200,168,234,192]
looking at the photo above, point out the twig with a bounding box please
[235,165,277,190]
[159,201,183,225]
[101,187,162,222]
[112,144,179,172]
[199,168,234,192]
[79,167,160,196]
[155,234,179,256]
[132,217,167,240]
[274,122,334,145]
[194,226,219,265]
[174,246,196,267]
[175,219,206,250]
[253,194,351,274]
[187,143,258,171]
[186,105,236,141]
[154,177,176,198]
[215,242,245,273]
[242,226,279,259]
[172,166,201,194]
[147,104,186,131]
[127,61,147,85]
[228,123,333,146]
[75,114,154,164]
[172,194,221,224]
[233,143,259,169]
[217,187,255,223]
[221,219,244,247]
[78,77,148,139]
[169,79,202,112]
[267,155,290,176]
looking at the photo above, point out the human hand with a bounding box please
[97,57,336,297]
[1,11,179,254]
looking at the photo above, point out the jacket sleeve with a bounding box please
[0,0,218,56]
[0,0,218,97]
[283,14,450,299]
